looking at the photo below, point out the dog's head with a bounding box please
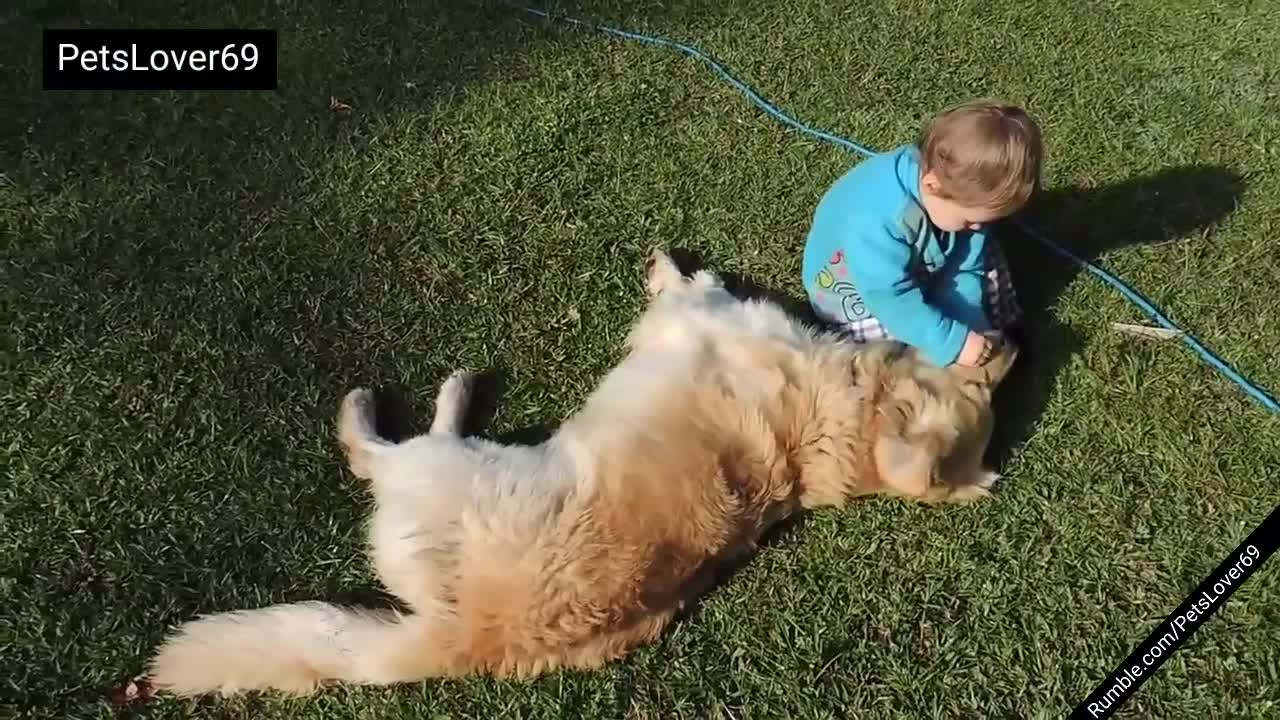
[866,338,1018,500]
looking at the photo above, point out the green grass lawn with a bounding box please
[4,0,1280,717]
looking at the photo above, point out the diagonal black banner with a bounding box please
[1071,503,1280,719]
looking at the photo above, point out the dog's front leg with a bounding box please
[644,248,686,297]
[644,248,724,299]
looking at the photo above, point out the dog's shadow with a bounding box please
[664,247,821,324]
[366,371,555,449]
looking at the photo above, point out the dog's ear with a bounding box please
[873,431,936,498]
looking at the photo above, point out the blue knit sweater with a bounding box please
[801,143,995,366]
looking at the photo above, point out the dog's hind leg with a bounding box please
[368,373,477,613]
[429,371,475,436]
[338,370,476,477]
[338,389,396,480]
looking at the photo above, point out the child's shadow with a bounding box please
[987,164,1246,465]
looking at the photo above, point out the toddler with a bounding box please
[802,100,1042,368]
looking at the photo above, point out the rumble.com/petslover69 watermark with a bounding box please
[1071,503,1280,719]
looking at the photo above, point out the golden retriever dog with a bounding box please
[144,248,1017,697]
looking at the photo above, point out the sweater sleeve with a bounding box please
[841,214,971,366]
[931,228,993,333]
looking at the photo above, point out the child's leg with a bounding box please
[805,285,897,345]
[804,249,902,347]
[982,240,1023,345]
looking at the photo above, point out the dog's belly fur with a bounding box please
[143,250,1013,697]
[405,293,808,673]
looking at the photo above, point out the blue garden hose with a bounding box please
[500,1,1280,414]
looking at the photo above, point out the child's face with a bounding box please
[919,170,1007,232]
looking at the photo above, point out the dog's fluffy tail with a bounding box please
[338,388,395,480]
[147,602,458,696]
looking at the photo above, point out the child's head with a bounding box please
[916,100,1043,232]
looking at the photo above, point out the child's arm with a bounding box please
[842,214,980,367]
[932,228,994,333]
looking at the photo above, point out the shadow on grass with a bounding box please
[5,0,743,320]
[365,370,557,446]
[467,367,559,446]
[986,164,1246,466]
[666,246,822,323]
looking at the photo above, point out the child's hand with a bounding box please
[954,330,992,368]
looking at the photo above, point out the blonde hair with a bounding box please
[918,100,1043,213]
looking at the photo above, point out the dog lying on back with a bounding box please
[145,249,1017,697]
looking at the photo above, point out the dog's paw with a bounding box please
[691,269,723,290]
[644,248,682,296]
[946,484,991,504]
[945,470,1000,504]
[337,388,379,479]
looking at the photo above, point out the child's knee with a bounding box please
[806,294,843,329]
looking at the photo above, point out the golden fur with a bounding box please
[144,249,1017,697]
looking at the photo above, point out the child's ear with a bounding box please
[920,170,941,193]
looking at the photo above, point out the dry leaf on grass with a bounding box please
[1111,322,1185,341]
